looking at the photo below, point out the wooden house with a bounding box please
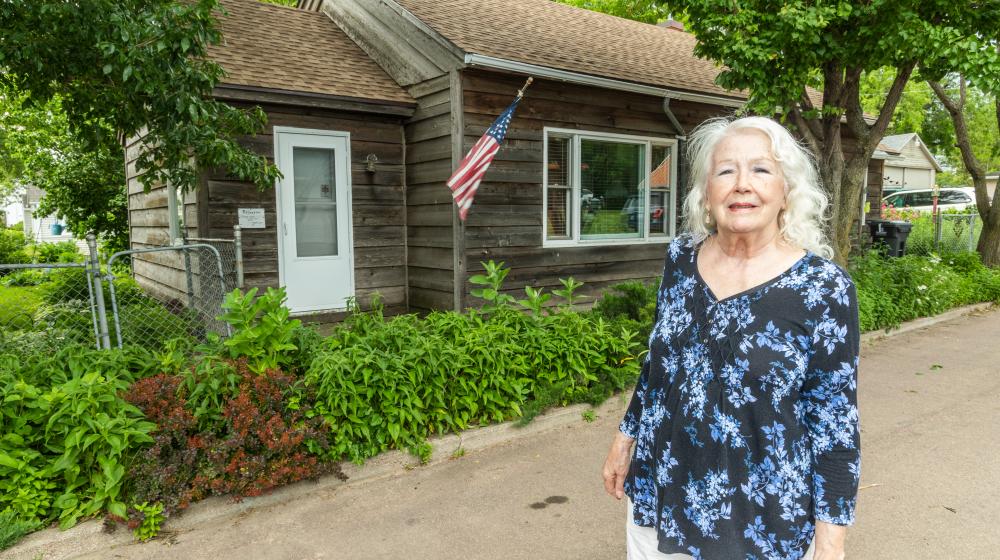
[128,0,868,318]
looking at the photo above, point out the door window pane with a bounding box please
[580,139,643,239]
[293,147,338,257]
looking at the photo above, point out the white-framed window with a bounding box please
[543,127,678,247]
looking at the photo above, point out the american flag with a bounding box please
[447,95,522,221]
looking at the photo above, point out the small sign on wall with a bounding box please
[238,208,266,229]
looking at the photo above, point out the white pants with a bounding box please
[626,499,815,560]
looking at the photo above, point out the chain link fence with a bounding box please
[107,244,232,350]
[1,233,241,355]
[934,213,981,253]
[0,261,102,352]
[188,228,243,293]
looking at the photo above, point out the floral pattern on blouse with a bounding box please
[620,235,860,560]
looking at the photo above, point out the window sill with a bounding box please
[542,236,673,249]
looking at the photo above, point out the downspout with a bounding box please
[663,97,687,237]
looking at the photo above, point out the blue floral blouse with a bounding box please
[620,235,860,560]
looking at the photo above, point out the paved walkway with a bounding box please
[8,307,1000,560]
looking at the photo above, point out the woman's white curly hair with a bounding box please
[681,116,833,259]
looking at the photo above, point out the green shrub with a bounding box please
[590,280,658,342]
[0,345,156,529]
[1,269,47,287]
[851,251,1000,331]
[306,264,641,464]
[0,229,29,267]
[34,241,83,264]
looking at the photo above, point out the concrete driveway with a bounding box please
[7,307,999,560]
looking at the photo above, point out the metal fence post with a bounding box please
[969,214,977,252]
[934,211,942,253]
[233,224,244,289]
[182,230,195,308]
[86,234,112,349]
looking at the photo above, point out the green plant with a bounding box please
[517,285,551,316]
[582,410,596,423]
[469,260,516,313]
[215,287,301,374]
[0,509,39,551]
[0,345,157,529]
[33,241,83,264]
[1,269,47,287]
[408,442,433,465]
[552,277,586,308]
[130,502,164,541]
[0,229,29,267]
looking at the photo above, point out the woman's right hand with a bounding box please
[602,432,635,500]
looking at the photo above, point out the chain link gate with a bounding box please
[106,244,232,349]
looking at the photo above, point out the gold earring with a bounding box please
[704,209,712,226]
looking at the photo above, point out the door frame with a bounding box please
[273,126,356,314]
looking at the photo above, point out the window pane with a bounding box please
[547,136,570,186]
[547,187,571,239]
[293,147,338,258]
[650,190,668,236]
[580,140,643,238]
[649,145,671,236]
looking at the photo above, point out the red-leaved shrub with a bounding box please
[123,360,339,518]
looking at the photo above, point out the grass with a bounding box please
[0,510,39,551]
[0,285,45,330]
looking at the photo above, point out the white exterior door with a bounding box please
[275,129,354,313]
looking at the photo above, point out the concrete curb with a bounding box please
[859,302,996,345]
[5,302,996,560]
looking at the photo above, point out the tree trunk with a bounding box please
[929,78,1000,266]
[977,202,1000,266]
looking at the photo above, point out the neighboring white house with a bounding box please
[877,133,943,193]
[4,185,88,251]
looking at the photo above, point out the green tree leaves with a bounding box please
[0,0,279,196]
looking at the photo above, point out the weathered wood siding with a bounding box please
[126,133,199,302]
[866,158,885,221]
[199,102,408,315]
[404,74,458,311]
[458,69,731,305]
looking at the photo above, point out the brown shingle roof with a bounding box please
[394,0,743,101]
[207,0,412,105]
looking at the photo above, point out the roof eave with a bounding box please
[463,53,746,108]
[213,83,416,117]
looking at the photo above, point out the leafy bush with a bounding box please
[851,251,1000,331]
[214,287,302,374]
[1,269,47,287]
[34,240,83,264]
[306,262,641,464]
[0,346,157,529]
[0,229,29,267]
[124,361,332,518]
[590,280,658,342]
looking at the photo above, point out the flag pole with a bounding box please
[517,76,534,99]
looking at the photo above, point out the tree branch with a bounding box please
[929,78,989,220]
[787,105,822,157]
[865,62,916,151]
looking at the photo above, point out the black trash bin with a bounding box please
[867,219,913,257]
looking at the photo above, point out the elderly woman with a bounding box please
[603,116,860,560]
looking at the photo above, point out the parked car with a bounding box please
[882,187,979,213]
[581,188,604,212]
[621,195,666,232]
